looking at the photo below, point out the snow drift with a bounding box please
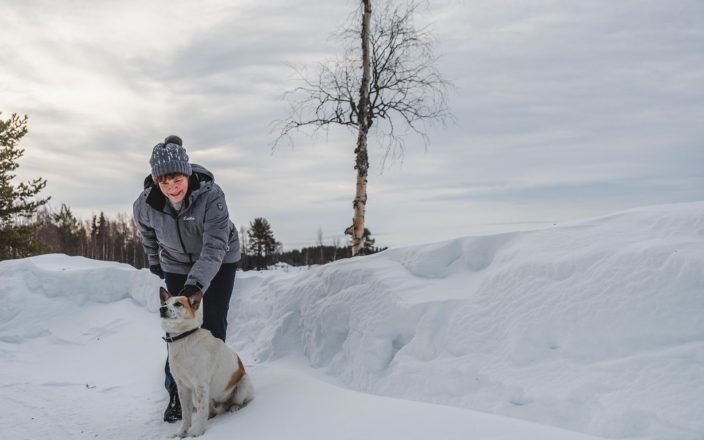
[229,202,704,440]
[1,202,702,440]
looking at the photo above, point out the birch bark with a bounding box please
[349,0,372,256]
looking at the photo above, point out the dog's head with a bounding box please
[159,287,203,333]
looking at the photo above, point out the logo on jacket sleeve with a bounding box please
[217,203,224,211]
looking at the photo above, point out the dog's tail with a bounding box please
[210,373,255,418]
[232,373,255,408]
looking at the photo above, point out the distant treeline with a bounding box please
[29,205,386,271]
[33,205,149,268]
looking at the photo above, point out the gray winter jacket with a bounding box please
[133,164,241,292]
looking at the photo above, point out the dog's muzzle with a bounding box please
[159,306,169,318]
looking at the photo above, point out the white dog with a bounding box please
[159,287,254,438]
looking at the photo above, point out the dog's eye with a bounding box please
[173,302,182,308]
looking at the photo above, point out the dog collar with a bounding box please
[162,328,199,343]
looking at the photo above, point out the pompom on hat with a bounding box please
[150,135,192,178]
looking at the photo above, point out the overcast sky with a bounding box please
[2,0,703,250]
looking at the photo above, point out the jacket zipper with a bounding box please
[170,212,193,264]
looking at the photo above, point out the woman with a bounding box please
[133,135,241,422]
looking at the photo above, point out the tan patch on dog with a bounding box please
[225,356,246,391]
[179,297,198,318]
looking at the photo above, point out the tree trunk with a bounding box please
[349,0,372,256]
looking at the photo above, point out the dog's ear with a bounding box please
[159,287,171,305]
[189,291,204,310]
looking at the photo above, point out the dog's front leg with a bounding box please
[187,384,209,437]
[173,385,192,438]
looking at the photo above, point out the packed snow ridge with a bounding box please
[1,201,703,440]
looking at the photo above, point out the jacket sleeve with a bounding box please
[186,188,231,292]
[133,196,160,267]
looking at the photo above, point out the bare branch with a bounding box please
[274,0,452,163]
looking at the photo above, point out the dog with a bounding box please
[159,287,254,437]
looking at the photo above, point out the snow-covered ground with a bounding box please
[1,202,703,440]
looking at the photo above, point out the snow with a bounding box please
[2,202,703,440]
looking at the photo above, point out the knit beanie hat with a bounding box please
[150,135,192,178]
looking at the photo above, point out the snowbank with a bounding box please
[0,254,162,343]
[1,202,702,440]
[0,254,606,440]
[229,202,704,440]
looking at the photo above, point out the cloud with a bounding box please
[2,0,703,249]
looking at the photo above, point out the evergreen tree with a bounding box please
[350,227,386,256]
[247,217,279,270]
[361,227,376,254]
[0,113,50,259]
[97,211,108,260]
[90,215,98,259]
[52,204,81,255]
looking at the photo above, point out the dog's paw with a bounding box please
[186,426,205,437]
[230,403,245,412]
[172,426,189,438]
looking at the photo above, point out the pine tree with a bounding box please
[52,204,81,255]
[360,227,376,255]
[97,211,108,260]
[247,217,279,270]
[90,215,98,259]
[0,113,50,259]
[350,227,385,256]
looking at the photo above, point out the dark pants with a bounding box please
[163,262,237,392]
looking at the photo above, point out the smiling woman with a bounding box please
[132,134,242,423]
[156,174,189,204]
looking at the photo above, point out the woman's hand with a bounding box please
[149,264,165,279]
[179,284,200,297]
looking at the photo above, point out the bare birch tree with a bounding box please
[275,0,450,255]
